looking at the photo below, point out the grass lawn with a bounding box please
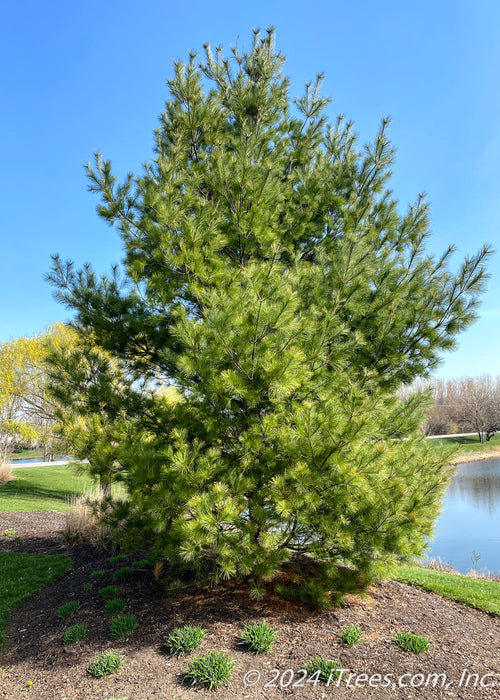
[0,553,72,648]
[0,465,95,513]
[395,564,500,616]
[429,433,500,454]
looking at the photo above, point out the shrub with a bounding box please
[63,624,87,644]
[99,585,119,599]
[113,566,133,582]
[394,631,430,654]
[90,570,105,578]
[110,614,138,639]
[165,625,206,656]
[184,650,235,690]
[238,621,276,654]
[57,600,80,620]
[338,624,361,647]
[304,656,343,683]
[104,598,126,616]
[88,652,124,678]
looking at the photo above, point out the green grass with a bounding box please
[395,565,500,615]
[0,553,72,648]
[0,464,94,512]
[429,433,500,454]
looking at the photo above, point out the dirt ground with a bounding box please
[0,510,498,700]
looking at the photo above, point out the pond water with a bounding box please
[425,457,500,576]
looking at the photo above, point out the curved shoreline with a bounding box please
[450,447,500,466]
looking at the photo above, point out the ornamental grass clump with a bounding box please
[394,631,430,654]
[88,652,124,678]
[184,650,235,690]
[238,621,276,654]
[338,624,362,647]
[104,598,126,616]
[63,624,87,644]
[57,600,79,620]
[99,585,119,599]
[165,625,206,656]
[113,566,133,582]
[304,656,343,683]
[110,614,138,639]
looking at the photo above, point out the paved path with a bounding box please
[9,460,87,469]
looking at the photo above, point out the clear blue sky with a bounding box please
[1,0,499,379]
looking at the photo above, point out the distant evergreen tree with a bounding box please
[47,29,490,605]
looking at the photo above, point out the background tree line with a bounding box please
[400,375,500,442]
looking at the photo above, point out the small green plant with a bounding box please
[99,585,119,599]
[90,570,105,578]
[0,666,10,676]
[113,566,133,582]
[63,623,87,644]
[132,559,149,569]
[110,614,138,639]
[110,553,128,564]
[88,651,124,678]
[304,656,343,682]
[57,600,80,620]
[338,624,361,647]
[3,530,16,537]
[238,621,276,654]
[104,598,126,616]
[184,650,235,690]
[470,550,481,574]
[165,625,206,656]
[394,631,430,654]
[13,536,22,542]
[83,582,93,591]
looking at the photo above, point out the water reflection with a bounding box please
[426,458,500,575]
[448,460,500,513]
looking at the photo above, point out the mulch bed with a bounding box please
[0,511,498,699]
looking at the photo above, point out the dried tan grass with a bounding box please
[62,489,112,547]
[424,557,500,582]
[0,463,14,485]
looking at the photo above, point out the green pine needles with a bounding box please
[47,29,491,604]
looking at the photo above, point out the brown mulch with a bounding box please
[0,512,498,699]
